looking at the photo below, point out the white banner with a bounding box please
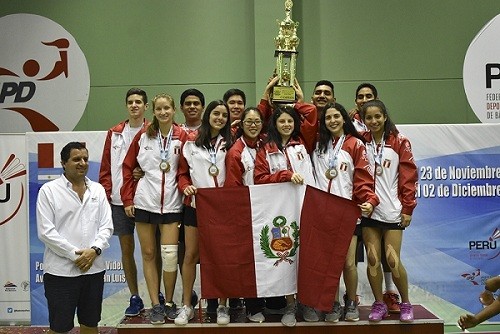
[0,134,30,325]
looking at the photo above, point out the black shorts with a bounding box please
[44,271,105,333]
[361,217,405,230]
[135,208,182,225]
[354,223,362,236]
[111,204,135,235]
[183,205,197,227]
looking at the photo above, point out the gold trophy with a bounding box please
[272,0,300,104]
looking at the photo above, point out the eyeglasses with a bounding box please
[243,120,262,126]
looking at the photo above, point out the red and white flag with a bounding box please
[297,185,360,311]
[196,183,359,311]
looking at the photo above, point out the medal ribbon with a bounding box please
[208,136,224,187]
[371,133,385,176]
[242,137,257,168]
[326,135,345,193]
[328,135,345,170]
[157,128,173,162]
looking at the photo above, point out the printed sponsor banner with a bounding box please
[400,124,500,322]
[0,134,29,325]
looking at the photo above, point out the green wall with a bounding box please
[1,0,499,130]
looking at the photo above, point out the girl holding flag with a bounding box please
[254,103,317,327]
[225,107,269,322]
[176,100,233,326]
[310,102,378,322]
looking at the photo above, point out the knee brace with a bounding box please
[161,244,178,272]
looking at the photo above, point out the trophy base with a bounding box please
[272,86,296,104]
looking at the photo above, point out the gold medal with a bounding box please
[159,160,170,173]
[208,164,219,177]
[375,165,383,176]
[325,168,338,180]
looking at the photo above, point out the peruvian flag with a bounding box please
[196,183,360,311]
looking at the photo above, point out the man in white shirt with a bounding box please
[37,142,113,334]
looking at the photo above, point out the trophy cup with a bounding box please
[272,0,300,104]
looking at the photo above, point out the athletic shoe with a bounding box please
[368,301,388,322]
[247,311,265,323]
[324,301,342,323]
[344,299,359,322]
[217,305,230,325]
[191,290,199,307]
[229,298,245,309]
[149,304,165,325]
[158,292,165,306]
[281,302,297,327]
[343,293,361,306]
[165,302,177,321]
[301,304,319,322]
[174,305,194,326]
[383,291,401,313]
[400,302,414,322]
[124,295,144,317]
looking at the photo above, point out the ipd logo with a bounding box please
[0,14,89,132]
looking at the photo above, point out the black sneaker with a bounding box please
[165,302,178,321]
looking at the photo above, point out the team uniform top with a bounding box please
[312,134,379,207]
[362,131,418,223]
[254,137,316,186]
[225,136,262,187]
[99,119,149,205]
[121,124,187,214]
[178,131,229,206]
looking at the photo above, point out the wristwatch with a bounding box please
[91,246,102,256]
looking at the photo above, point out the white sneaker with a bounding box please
[247,311,265,323]
[217,305,230,325]
[174,305,194,326]
[281,302,297,327]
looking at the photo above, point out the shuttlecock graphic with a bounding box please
[0,154,26,185]
[489,228,499,242]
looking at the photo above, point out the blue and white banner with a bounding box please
[400,124,499,322]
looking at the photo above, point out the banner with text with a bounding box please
[0,134,29,325]
[400,124,499,322]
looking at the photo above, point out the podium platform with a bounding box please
[117,304,444,334]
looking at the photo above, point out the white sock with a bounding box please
[384,272,397,293]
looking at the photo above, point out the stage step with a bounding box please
[117,304,444,334]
